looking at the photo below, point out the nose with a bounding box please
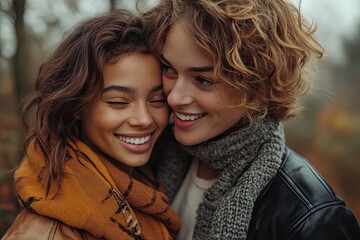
[128,103,153,128]
[166,79,194,108]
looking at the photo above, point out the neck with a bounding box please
[106,158,134,175]
[197,160,219,180]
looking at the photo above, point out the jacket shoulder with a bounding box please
[278,149,340,206]
[248,149,360,239]
[2,210,95,240]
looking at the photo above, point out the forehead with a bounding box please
[163,22,212,67]
[102,53,161,90]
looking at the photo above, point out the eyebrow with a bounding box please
[102,84,163,94]
[160,54,213,73]
[103,85,135,93]
[150,84,164,93]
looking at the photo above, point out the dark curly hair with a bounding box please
[21,9,151,191]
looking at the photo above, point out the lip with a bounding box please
[115,131,156,153]
[116,131,154,138]
[173,111,206,129]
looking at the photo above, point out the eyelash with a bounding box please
[107,99,167,106]
[107,101,128,105]
[161,63,177,76]
[195,77,214,89]
[150,99,167,107]
[151,98,167,103]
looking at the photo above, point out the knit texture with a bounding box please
[159,117,285,239]
[14,138,180,240]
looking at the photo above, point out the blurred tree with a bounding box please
[110,0,117,11]
[334,20,360,193]
[285,18,360,222]
[13,0,29,101]
[110,0,128,11]
[338,23,360,111]
[0,0,32,102]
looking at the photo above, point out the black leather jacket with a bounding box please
[247,149,360,239]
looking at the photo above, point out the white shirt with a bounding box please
[171,159,218,240]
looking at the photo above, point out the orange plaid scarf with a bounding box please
[14,139,180,239]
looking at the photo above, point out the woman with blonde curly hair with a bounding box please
[142,0,360,239]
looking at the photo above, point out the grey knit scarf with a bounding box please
[159,117,285,240]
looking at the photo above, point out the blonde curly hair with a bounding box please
[142,0,324,123]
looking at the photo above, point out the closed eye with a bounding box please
[107,101,129,105]
[150,97,167,107]
[151,99,167,103]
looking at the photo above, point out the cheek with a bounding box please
[221,106,244,127]
[82,107,119,132]
[153,107,170,128]
[83,116,109,134]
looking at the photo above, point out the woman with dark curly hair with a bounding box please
[3,9,180,240]
[142,0,360,239]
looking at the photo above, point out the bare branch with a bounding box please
[0,0,15,18]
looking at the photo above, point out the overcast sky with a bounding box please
[1,0,360,63]
[39,0,360,62]
[292,0,360,62]
[65,0,360,62]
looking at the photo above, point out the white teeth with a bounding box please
[118,135,151,145]
[175,112,205,121]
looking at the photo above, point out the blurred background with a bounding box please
[0,0,359,236]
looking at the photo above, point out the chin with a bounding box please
[175,134,199,146]
[130,155,152,167]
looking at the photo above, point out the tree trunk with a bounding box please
[13,0,30,102]
[110,0,117,11]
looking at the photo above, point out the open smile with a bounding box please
[174,112,206,121]
[116,134,152,145]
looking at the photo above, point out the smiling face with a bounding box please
[80,53,168,170]
[161,22,244,145]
